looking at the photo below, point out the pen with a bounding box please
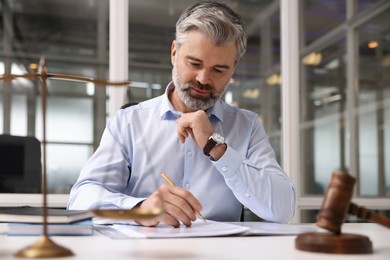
[160,172,207,222]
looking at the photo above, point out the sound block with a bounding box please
[295,232,373,254]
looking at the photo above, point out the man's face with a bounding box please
[171,31,237,111]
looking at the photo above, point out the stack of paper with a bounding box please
[0,207,93,224]
[231,221,319,236]
[0,207,94,236]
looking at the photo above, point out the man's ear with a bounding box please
[171,40,177,65]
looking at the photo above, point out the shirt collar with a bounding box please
[159,82,179,120]
[160,81,224,123]
[205,99,224,123]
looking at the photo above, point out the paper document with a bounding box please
[95,221,319,239]
[7,219,94,236]
[233,222,319,235]
[0,207,92,224]
[102,220,250,239]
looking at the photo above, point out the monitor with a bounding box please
[0,135,42,193]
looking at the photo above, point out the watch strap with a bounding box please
[203,137,217,156]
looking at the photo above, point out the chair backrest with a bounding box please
[0,135,42,193]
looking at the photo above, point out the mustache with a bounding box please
[183,81,213,91]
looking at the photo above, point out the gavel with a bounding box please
[296,171,390,254]
[317,171,390,234]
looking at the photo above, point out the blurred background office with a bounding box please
[0,0,389,223]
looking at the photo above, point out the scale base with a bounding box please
[15,236,74,258]
[295,232,373,254]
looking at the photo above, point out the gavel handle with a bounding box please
[348,202,390,228]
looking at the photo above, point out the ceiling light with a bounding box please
[266,73,281,85]
[368,41,379,49]
[242,89,260,99]
[86,82,95,96]
[29,63,38,70]
[325,59,339,70]
[225,90,233,104]
[302,52,322,65]
[382,54,390,67]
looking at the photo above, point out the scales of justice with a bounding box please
[0,57,163,258]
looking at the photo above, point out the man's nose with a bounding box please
[196,69,211,85]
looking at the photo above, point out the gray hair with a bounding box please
[175,1,247,63]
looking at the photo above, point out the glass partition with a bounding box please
[357,0,383,12]
[301,38,347,195]
[301,0,346,46]
[10,0,102,58]
[357,9,390,197]
[299,0,390,222]
[0,0,108,194]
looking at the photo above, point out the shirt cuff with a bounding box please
[121,197,147,209]
[211,145,243,179]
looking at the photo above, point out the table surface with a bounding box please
[0,223,389,260]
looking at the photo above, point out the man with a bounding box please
[68,1,296,227]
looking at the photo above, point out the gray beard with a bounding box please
[172,65,228,111]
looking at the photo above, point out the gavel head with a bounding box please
[316,171,356,235]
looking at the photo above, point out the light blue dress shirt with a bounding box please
[68,82,296,223]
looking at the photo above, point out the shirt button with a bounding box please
[245,192,251,198]
[185,182,191,189]
[221,166,228,172]
[186,150,193,157]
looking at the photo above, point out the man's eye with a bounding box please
[190,63,201,68]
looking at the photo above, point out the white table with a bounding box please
[0,223,388,259]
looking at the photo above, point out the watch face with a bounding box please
[211,133,224,144]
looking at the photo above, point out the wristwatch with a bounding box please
[203,132,225,156]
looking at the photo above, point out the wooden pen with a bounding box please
[160,172,207,222]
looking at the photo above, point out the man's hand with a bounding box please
[176,110,213,149]
[176,110,227,160]
[135,184,203,227]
